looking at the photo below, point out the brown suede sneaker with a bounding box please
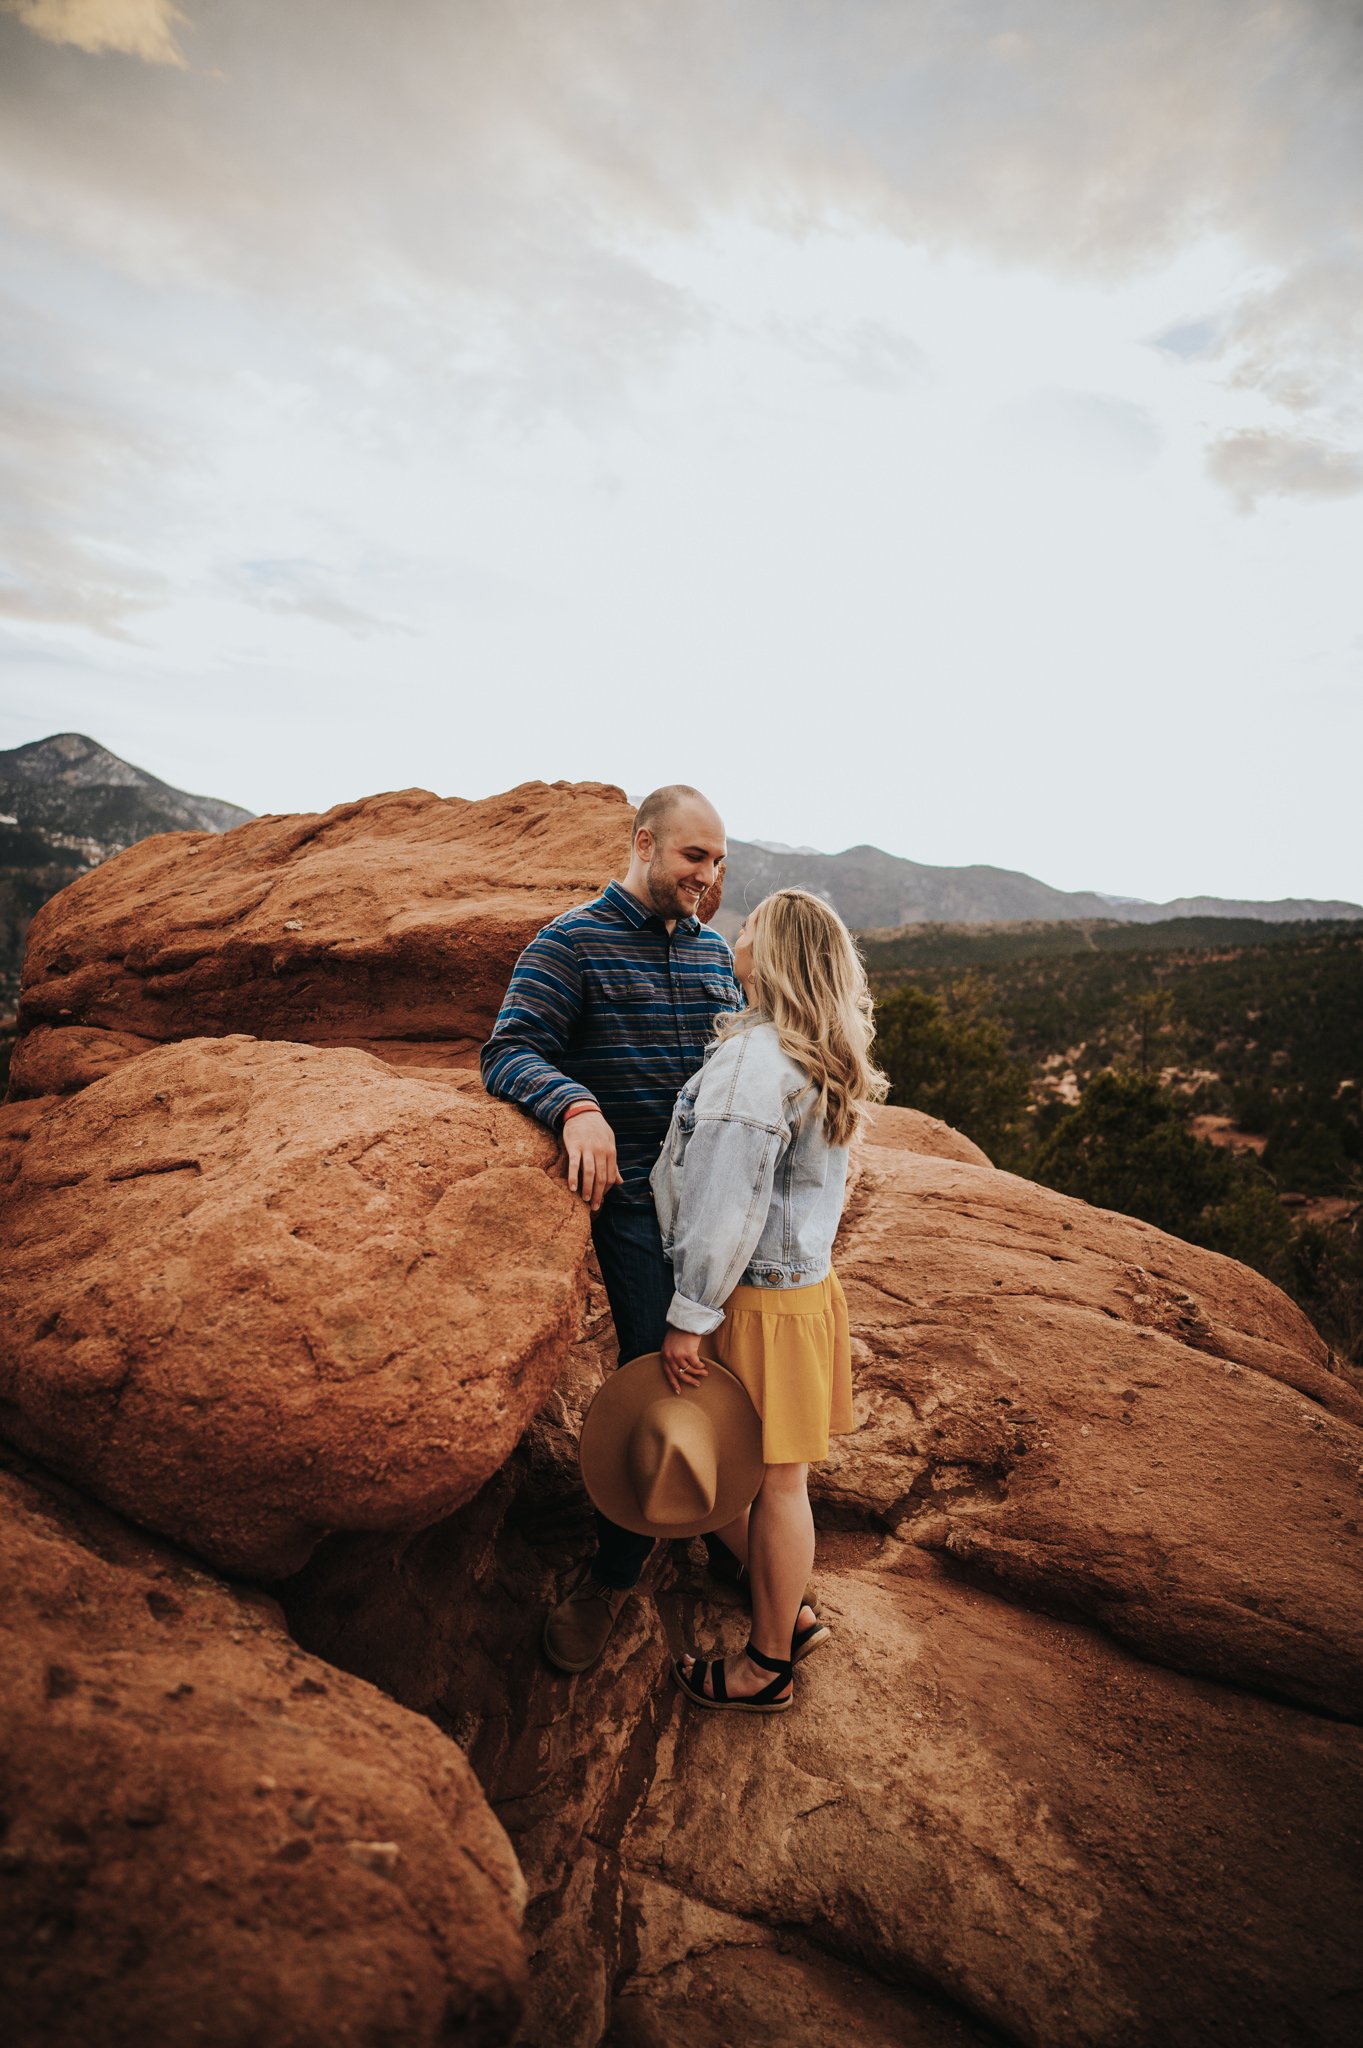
[542,1566,632,1674]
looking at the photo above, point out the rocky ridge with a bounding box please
[8,776,633,1097]
[2,779,1361,2047]
[716,837,1363,940]
[0,733,251,838]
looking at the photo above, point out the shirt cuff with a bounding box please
[666,1289,726,1337]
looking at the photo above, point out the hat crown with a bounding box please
[626,1398,717,1524]
[577,1352,763,1540]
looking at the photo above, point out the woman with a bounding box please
[650,887,888,1713]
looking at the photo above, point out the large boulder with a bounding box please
[281,1129,1363,2046]
[0,1034,590,1575]
[829,1141,1363,1716]
[621,1536,1363,2048]
[283,1449,1363,2048]
[9,779,633,1097]
[0,1447,527,2048]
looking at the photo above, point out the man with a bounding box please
[481,784,742,1672]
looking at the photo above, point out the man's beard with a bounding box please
[646,855,705,923]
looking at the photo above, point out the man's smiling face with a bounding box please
[641,797,727,924]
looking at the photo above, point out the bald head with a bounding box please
[632,784,714,845]
[624,784,727,929]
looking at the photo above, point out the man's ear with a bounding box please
[633,827,653,863]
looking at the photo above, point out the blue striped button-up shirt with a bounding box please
[480,880,743,1204]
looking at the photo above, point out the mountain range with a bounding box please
[713,839,1363,939]
[2,734,1359,1008]
[1,732,251,852]
[0,733,253,1004]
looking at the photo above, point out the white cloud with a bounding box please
[1,1,1360,433]
[1205,429,1363,513]
[0,287,174,634]
[772,317,929,390]
[1,0,187,66]
[993,388,1162,475]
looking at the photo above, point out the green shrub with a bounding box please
[1033,1070,1234,1234]
[874,980,1030,1160]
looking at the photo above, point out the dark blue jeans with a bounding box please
[588,1198,673,1589]
[588,1197,737,1590]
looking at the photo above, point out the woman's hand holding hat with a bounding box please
[661,1324,708,1394]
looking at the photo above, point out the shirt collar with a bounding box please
[602,878,701,937]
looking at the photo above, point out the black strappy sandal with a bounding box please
[672,1641,793,1714]
[792,1610,831,1665]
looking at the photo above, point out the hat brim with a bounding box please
[578,1350,765,1539]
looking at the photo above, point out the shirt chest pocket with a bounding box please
[588,966,665,1041]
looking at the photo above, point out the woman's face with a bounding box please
[732,913,756,995]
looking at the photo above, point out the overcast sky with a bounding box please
[2,0,1361,904]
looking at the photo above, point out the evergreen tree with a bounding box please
[874,980,1030,1158]
[1034,1070,1231,1233]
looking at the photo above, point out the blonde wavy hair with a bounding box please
[717,888,889,1145]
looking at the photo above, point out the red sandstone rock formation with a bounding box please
[827,1138,1363,1717]
[3,776,1360,2044]
[861,1098,992,1166]
[0,1035,591,1575]
[0,1448,526,2047]
[9,779,633,1098]
[283,1438,1363,2048]
[281,1128,1363,2048]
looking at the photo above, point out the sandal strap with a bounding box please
[745,1641,793,1679]
[749,1667,794,1706]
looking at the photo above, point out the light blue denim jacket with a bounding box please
[650,1018,849,1336]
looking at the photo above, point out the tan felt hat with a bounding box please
[578,1351,765,1539]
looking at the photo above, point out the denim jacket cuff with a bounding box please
[665,1289,726,1337]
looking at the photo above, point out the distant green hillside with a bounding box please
[859,914,1363,970]
[862,919,1363,1138]
[864,917,1363,1364]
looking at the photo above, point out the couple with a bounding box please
[481,785,886,1713]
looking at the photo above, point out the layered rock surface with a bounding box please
[4,776,1360,2044]
[282,1125,1363,2048]
[0,1034,591,1575]
[285,1480,1363,2048]
[10,778,633,1097]
[0,1447,527,2048]
[827,1139,1363,1716]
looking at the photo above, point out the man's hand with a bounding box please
[562,1108,622,1213]
[661,1324,709,1393]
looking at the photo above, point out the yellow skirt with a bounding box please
[711,1267,853,1466]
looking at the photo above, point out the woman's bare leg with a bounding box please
[747,1461,814,1667]
[685,1462,814,1700]
[711,1492,816,1638]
